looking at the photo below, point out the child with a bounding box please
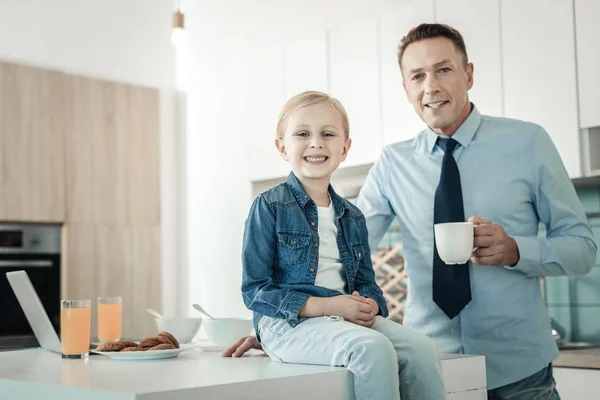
[241,91,446,400]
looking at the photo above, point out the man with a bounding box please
[225,24,596,399]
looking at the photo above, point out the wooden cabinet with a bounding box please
[380,0,435,146]
[436,0,503,118]
[66,78,160,224]
[574,0,600,129]
[501,0,581,177]
[329,16,382,166]
[64,224,161,339]
[0,61,67,222]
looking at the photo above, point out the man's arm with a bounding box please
[504,126,596,277]
[355,149,397,251]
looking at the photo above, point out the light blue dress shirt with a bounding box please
[356,105,597,389]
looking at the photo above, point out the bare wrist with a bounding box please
[299,296,326,318]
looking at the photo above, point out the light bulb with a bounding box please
[171,27,186,47]
[171,9,185,48]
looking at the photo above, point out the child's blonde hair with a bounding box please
[276,91,350,140]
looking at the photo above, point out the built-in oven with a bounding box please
[0,224,61,350]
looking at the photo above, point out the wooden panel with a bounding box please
[0,61,66,222]
[127,86,161,225]
[66,78,160,224]
[131,226,162,337]
[64,224,159,339]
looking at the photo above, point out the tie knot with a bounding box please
[438,137,458,154]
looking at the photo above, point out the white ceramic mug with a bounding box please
[434,222,476,265]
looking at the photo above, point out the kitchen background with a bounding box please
[0,0,599,345]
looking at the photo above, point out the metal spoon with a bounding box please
[146,308,163,319]
[192,303,215,320]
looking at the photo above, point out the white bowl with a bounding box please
[202,318,254,347]
[154,316,202,343]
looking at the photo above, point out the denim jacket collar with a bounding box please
[285,172,350,218]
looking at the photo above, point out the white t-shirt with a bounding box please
[314,201,347,293]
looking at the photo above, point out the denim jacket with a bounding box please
[241,172,389,340]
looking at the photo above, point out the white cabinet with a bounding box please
[329,17,382,167]
[284,28,328,99]
[435,0,503,118]
[244,36,289,182]
[554,367,600,400]
[380,0,435,146]
[574,0,600,129]
[500,0,581,177]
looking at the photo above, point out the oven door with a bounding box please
[0,253,61,349]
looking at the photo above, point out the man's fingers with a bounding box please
[473,245,507,258]
[474,235,496,248]
[471,254,504,266]
[352,291,360,296]
[468,216,491,225]
[222,336,250,357]
[474,224,498,237]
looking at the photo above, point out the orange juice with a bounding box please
[97,303,122,342]
[60,307,91,355]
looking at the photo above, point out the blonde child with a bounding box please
[240,91,446,400]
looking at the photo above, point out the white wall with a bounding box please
[0,0,175,88]
[0,0,182,317]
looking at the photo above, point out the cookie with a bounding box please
[121,346,145,352]
[96,342,128,352]
[139,337,161,348]
[117,341,139,348]
[148,343,175,351]
[157,331,180,349]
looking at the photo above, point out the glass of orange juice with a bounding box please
[60,299,91,359]
[97,296,122,342]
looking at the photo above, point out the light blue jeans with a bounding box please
[258,315,447,400]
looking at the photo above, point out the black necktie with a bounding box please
[433,138,472,319]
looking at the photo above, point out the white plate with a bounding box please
[195,344,227,352]
[91,343,197,361]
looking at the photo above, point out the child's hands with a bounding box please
[324,294,375,327]
[351,291,378,327]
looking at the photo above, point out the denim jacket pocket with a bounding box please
[277,232,310,266]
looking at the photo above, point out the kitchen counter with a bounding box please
[0,345,487,399]
[554,345,600,370]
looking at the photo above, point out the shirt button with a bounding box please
[314,242,318,247]
[309,268,315,272]
[343,252,348,256]
[310,221,316,226]
[291,240,296,245]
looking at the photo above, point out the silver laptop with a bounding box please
[6,270,62,353]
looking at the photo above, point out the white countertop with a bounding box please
[0,344,486,400]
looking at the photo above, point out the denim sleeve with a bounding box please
[511,126,597,277]
[241,195,311,327]
[354,219,389,318]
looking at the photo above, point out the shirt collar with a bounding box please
[285,172,349,217]
[426,103,481,154]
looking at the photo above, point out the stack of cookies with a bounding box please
[95,331,180,352]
